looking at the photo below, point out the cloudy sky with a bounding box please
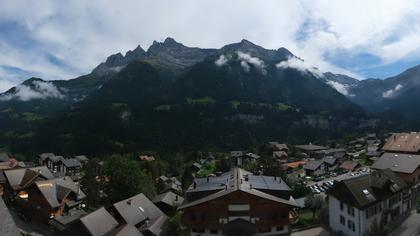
[1,0,420,92]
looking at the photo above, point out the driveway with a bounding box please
[392,210,420,236]
[292,226,331,236]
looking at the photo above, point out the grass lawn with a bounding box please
[198,162,216,177]
[298,210,316,226]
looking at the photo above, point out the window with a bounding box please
[340,215,345,225]
[210,229,218,234]
[340,201,344,211]
[366,209,369,219]
[347,206,355,216]
[347,220,355,232]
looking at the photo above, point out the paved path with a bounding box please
[392,210,420,236]
[292,226,331,236]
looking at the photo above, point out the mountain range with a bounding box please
[0,38,417,154]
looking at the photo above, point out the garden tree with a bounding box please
[168,211,188,236]
[181,165,194,189]
[304,194,325,219]
[242,159,259,173]
[80,158,102,208]
[215,156,232,173]
[364,217,390,236]
[104,155,156,203]
[261,157,282,177]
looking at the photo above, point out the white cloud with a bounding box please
[276,56,324,77]
[215,55,228,66]
[326,80,353,96]
[382,84,403,98]
[0,80,64,101]
[1,0,420,90]
[236,51,266,74]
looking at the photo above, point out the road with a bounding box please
[392,210,420,236]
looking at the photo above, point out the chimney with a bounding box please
[175,195,178,201]
[274,176,277,180]
[225,185,228,190]
[207,176,209,182]
[193,182,197,189]
[250,184,253,189]
[127,199,132,205]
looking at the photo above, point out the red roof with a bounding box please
[339,161,358,171]
[283,161,307,169]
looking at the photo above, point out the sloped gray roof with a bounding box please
[38,153,55,161]
[0,197,21,236]
[81,207,119,236]
[35,177,86,208]
[4,166,54,190]
[371,152,420,174]
[138,215,170,236]
[108,224,143,236]
[295,144,327,152]
[75,155,89,162]
[322,156,337,165]
[62,158,82,168]
[113,193,165,226]
[153,191,184,207]
[180,168,297,210]
[303,160,324,170]
[328,169,406,209]
[247,175,290,191]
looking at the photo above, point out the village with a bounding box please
[0,132,420,236]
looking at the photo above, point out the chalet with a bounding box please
[191,162,202,172]
[314,148,346,159]
[50,209,87,233]
[231,151,246,166]
[303,160,326,176]
[63,207,142,236]
[78,207,120,236]
[245,152,261,161]
[269,142,289,152]
[273,151,288,161]
[110,193,171,236]
[382,132,420,154]
[322,156,337,169]
[281,161,307,173]
[371,153,420,184]
[180,167,298,236]
[3,166,54,198]
[74,155,89,166]
[339,161,359,172]
[0,197,21,236]
[158,176,182,192]
[0,153,24,171]
[295,144,327,158]
[27,177,87,221]
[153,191,184,216]
[328,169,410,236]
[58,158,82,179]
[39,153,64,173]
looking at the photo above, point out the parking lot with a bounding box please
[306,168,371,194]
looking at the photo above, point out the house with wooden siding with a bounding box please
[179,167,298,236]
